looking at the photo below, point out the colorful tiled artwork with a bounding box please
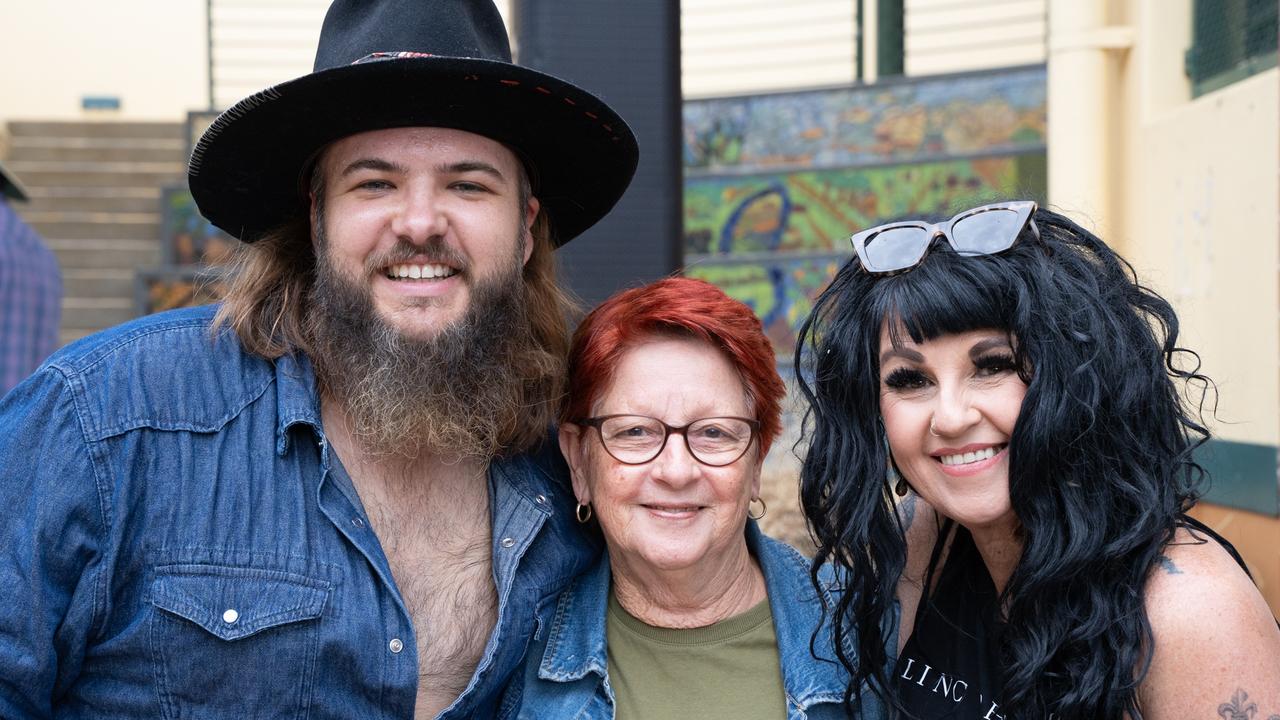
[685,154,1045,256]
[684,66,1046,173]
[683,66,1048,357]
[686,255,847,356]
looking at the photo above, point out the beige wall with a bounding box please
[1048,0,1280,612]
[0,0,209,126]
[905,0,1046,77]
[1125,69,1279,447]
[1050,0,1279,449]
[0,0,516,129]
[681,0,859,98]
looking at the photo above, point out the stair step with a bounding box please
[20,195,164,214]
[5,169,185,189]
[19,186,165,214]
[9,137,186,163]
[47,238,160,270]
[27,218,162,242]
[61,297,137,330]
[17,210,159,225]
[61,268,137,299]
[8,121,186,140]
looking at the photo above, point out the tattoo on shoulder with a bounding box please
[1217,688,1280,720]
[1158,555,1183,575]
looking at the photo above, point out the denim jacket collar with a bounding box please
[536,520,850,711]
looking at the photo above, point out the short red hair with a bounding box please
[562,277,786,456]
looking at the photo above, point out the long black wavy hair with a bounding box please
[796,208,1212,719]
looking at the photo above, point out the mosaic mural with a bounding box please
[686,255,845,356]
[685,153,1045,256]
[684,65,1046,174]
[683,65,1048,358]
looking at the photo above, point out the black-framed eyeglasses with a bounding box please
[850,201,1039,276]
[576,414,760,467]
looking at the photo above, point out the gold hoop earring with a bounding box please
[747,496,767,520]
[575,502,593,524]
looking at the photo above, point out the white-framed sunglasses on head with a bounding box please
[850,200,1039,275]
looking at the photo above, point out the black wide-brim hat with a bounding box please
[188,0,638,246]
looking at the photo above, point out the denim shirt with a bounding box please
[503,521,888,720]
[0,305,598,719]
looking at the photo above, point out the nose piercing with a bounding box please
[929,420,940,437]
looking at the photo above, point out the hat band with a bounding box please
[353,51,437,65]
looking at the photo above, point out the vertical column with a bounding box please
[515,0,682,308]
[1046,0,1130,240]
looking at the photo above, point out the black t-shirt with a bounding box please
[893,527,1008,719]
[891,516,1258,720]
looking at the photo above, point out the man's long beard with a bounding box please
[306,238,554,461]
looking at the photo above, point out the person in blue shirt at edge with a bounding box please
[0,1,637,717]
[504,276,886,719]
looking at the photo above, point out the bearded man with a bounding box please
[0,1,636,718]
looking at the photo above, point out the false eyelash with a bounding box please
[883,367,928,390]
[975,353,1017,372]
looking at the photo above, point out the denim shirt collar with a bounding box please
[536,521,850,710]
[273,352,323,457]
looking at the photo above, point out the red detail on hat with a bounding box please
[535,86,551,95]
[585,112,598,120]
[563,97,576,106]
[500,79,520,86]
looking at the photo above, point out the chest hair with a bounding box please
[358,465,499,718]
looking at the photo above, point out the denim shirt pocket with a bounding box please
[148,564,331,720]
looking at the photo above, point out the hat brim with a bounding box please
[188,56,638,245]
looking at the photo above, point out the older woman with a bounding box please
[797,202,1280,719]
[504,277,877,719]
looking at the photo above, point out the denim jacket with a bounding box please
[502,520,887,719]
[0,306,598,719]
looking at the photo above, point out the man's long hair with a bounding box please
[796,208,1213,719]
[212,179,575,456]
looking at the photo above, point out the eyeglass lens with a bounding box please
[950,208,1023,254]
[597,415,754,466]
[862,226,934,272]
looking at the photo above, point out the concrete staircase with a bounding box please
[4,121,188,346]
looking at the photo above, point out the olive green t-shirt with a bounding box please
[606,591,788,720]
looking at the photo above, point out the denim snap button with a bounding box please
[222,609,239,624]
[389,638,404,654]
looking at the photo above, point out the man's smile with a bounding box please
[384,263,460,280]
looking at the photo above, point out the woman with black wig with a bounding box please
[796,202,1280,719]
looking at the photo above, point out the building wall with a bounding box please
[0,0,209,127]
[905,0,1046,77]
[1047,0,1280,613]
[0,0,515,129]
[681,0,1047,98]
